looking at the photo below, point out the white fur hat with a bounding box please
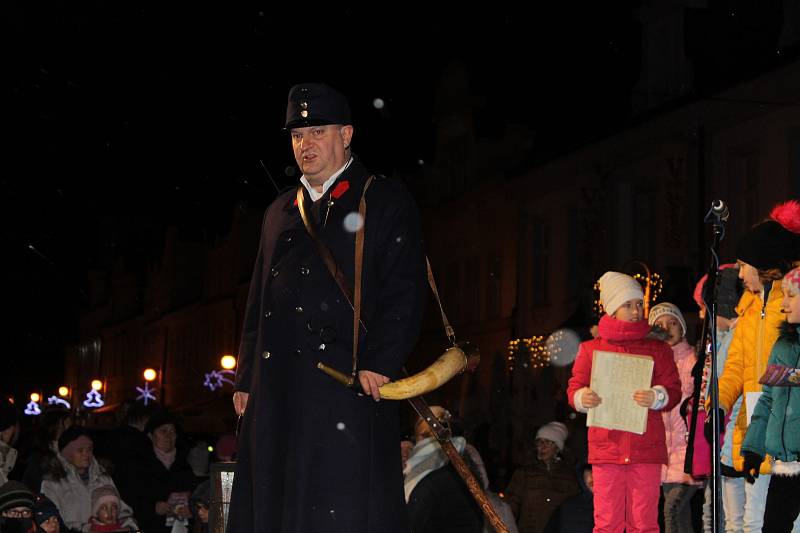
[535,421,569,451]
[598,271,644,316]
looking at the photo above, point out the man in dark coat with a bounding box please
[226,82,427,533]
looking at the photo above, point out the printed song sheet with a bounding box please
[587,350,654,435]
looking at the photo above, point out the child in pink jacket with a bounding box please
[648,302,702,533]
[568,272,681,533]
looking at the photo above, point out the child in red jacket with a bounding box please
[568,271,681,533]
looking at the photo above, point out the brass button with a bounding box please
[270,268,279,278]
[262,351,271,359]
[264,310,272,318]
[295,306,304,314]
[300,266,310,276]
[295,349,302,356]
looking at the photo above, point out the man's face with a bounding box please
[653,315,684,346]
[290,125,353,186]
[738,261,764,293]
[583,469,594,493]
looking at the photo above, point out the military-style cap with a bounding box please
[285,83,352,130]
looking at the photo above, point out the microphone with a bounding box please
[711,199,729,222]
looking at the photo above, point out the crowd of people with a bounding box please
[0,401,222,533]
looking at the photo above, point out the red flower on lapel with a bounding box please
[331,180,350,199]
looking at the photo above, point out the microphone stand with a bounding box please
[703,206,725,533]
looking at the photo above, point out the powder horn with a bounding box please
[317,343,480,400]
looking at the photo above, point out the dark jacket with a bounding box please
[547,466,593,533]
[123,447,196,533]
[504,455,581,533]
[227,156,427,533]
[407,463,483,533]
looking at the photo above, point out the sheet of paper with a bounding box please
[745,391,763,426]
[587,350,654,435]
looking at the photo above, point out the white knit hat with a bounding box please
[648,302,687,337]
[598,271,644,316]
[535,421,569,451]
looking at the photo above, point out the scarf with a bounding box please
[153,445,176,470]
[403,436,465,502]
[597,314,651,342]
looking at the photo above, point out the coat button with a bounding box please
[300,266,310,276]
[295,306,304,314]
[295,349,302,356]
[270,267,279,278]
[283,233,293,243]
[262,351,271,359]
[264,310,272,318]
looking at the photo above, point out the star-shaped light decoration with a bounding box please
[47,396,71,410]
[136,382,157,406]
[83,389,105,409]
[204,369,235,391]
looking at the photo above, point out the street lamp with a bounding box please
[143,368,158,382]
[91,380,103,391]
[30,393,40,403]
[220,355,237,370]
[58,386,70,397]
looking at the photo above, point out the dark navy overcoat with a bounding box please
[226,156,427,533]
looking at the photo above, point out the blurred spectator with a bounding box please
[40,426,138,532]
[22,407,73,492]
[32,494,67,533]
[124,410,196,533]
[0,398,20,486]
[405,406,483,533]
[185,439,209,478]
[548,464,594,533]
[190,480,209,533]
[105,401,157,514]
[213,435,236,463]
[400,438,414,471]
[0,480,36,533]
[504,422,580,533]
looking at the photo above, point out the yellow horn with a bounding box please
[317,345,479,400]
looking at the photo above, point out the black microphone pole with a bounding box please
[703,200,726,533]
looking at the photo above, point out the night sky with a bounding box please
[4,1,787,395]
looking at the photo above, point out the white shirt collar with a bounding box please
[300,157,353,202]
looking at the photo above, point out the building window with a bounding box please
[487,255,502,319]
[531,219,550,307]
[464,258,480,323]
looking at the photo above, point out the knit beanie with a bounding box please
[693,265,742,320]
[32,494,61,527]
[535,421,569,451]
[783,267,800,296]
[144,410,178,435]
[0,481,34,513]
[57,425,91,453]
[0,399,18,433]
[648,302,687,337]
[736,200,800,274]
[91,485,120,517]
[598,271,644,316]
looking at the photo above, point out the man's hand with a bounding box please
[233,391,249,416]
[633,389,656,408]
[582,389,602,408]
[358,370,390,401]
